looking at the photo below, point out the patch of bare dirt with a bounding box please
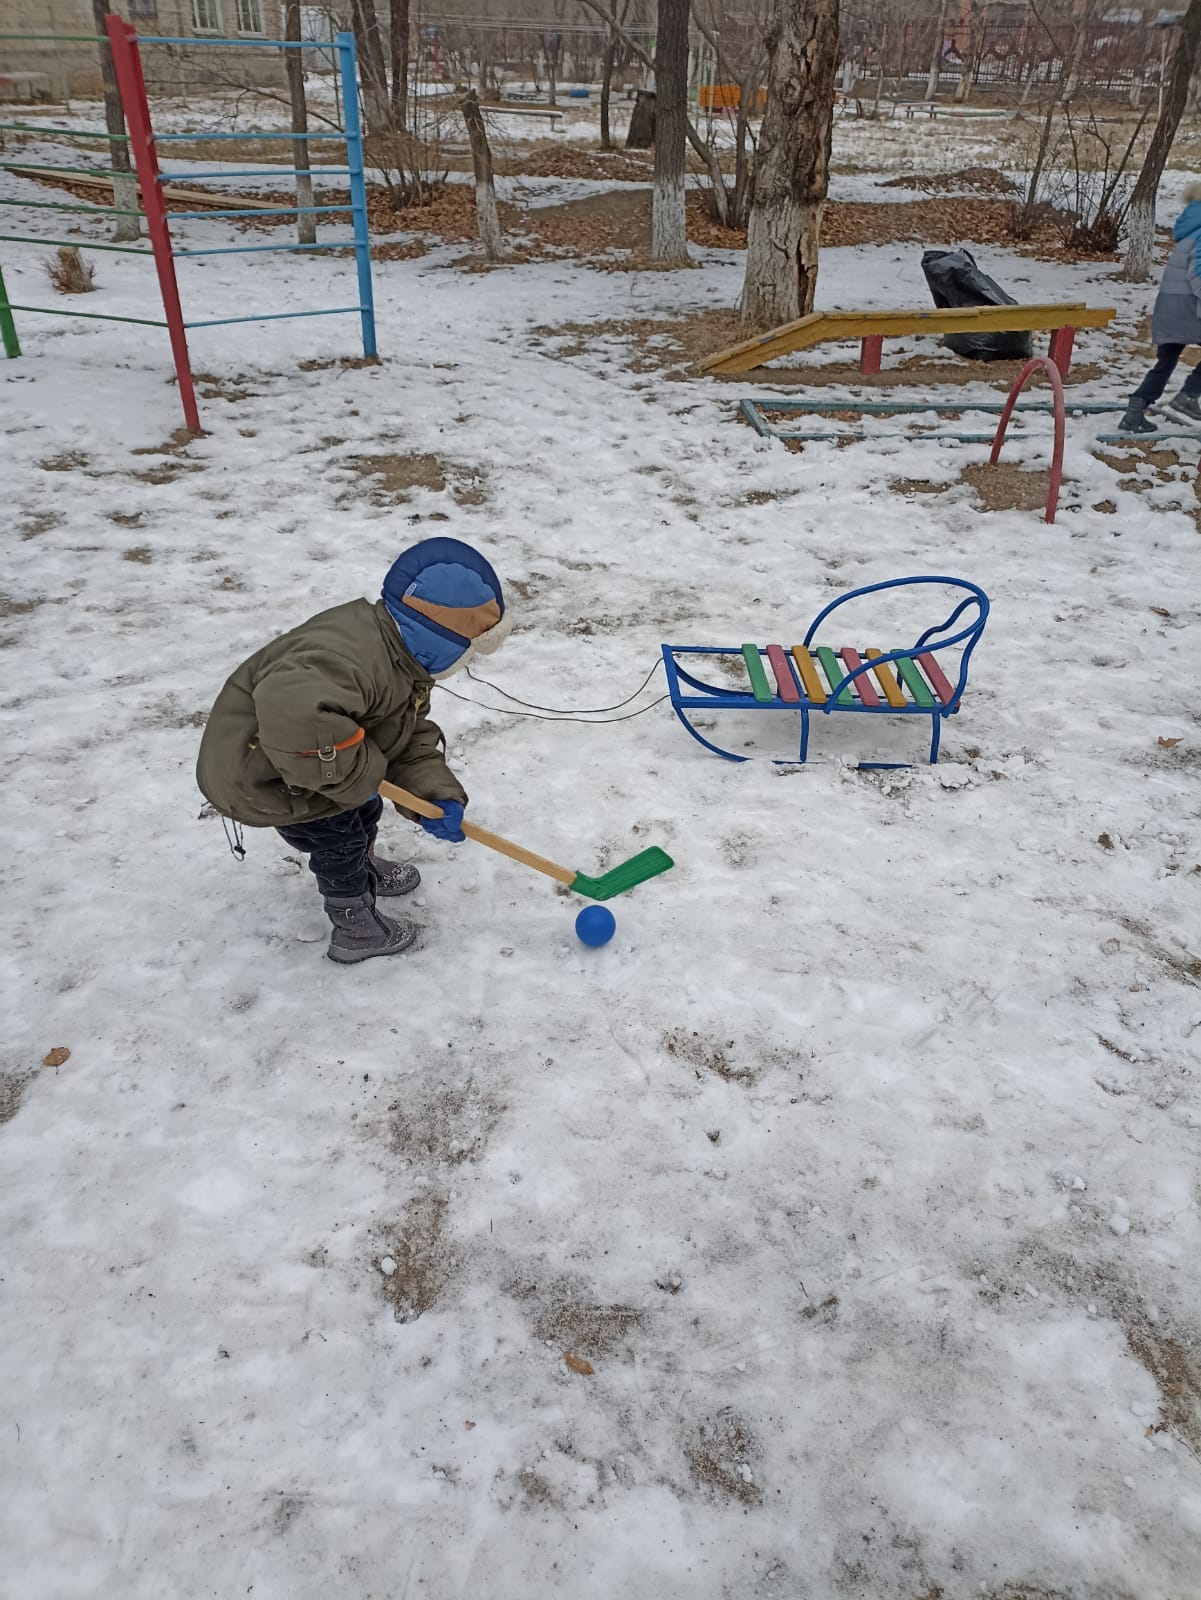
[496,145,653,182]
[1095,445,1184,478]
[880,166,1020,197]
[19,512,62,539]
[342,451,488,507]
[388,1081,505,1166]
[122,546,153,564]
[960,461,1059,512]
[892,477,954,495]
[38,451,88,473]
[0,1071,33,1125]
[530,1290,645,1360]
[684,1409,763,1506]
[374,1192,453,1323]
[662,1027,759,1087]
[0,593,48,616]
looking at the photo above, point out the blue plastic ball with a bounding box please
[575,905,616,947]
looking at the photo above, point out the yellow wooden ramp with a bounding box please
[700,302,1116,376]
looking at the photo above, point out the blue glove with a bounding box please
[421,799,466,843]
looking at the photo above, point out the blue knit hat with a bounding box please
[382,537,507,677]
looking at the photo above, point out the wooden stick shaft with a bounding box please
[379,780,576,887]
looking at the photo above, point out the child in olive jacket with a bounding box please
[197,537,508,963]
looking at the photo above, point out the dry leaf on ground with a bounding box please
[564,1352,594,1376]
[42,1047,70,1067]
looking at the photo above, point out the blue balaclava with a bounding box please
[382,537,508,679]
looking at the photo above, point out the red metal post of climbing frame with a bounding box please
[859,335,884,375]
[1047,323,1076,376]
[104,13,200,433]
[990,354,1065,525]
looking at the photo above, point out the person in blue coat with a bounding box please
[1121,183,1201,433]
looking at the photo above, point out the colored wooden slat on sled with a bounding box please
[790,646,827,703]
[765,644,800,703]
[741,644,774,702]
[918,651,956,705]
[839,647,880,707]
[865,648,907,708]
[815,646,854,705]
[894,655,936,707]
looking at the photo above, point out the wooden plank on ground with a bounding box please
[9,166,296,213]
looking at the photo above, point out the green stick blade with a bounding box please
[570,847,674,902]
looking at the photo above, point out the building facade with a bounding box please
[0,0,288,99]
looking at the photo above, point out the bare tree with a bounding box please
[652,0,690,261]
[741,0,840,325]
[600,0,633,150]
[925,0,948,99]
[575,0,733,224]
[390,0,410,128]
[953,0,989,104]
[90,0,139,242]
[352,0,392,135]
[462,88,504,261]
[1125,0,1201,279]
[284,0,317,248]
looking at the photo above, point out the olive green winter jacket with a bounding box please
[195,598,467,827]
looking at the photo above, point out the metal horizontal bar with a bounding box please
[0,233,153,253]
[185,306,362,328]
[744,398,1124,417]
[0,31,106,40]
[167,204,349,218]
[152,131,347,142]
[0,123,128,140]
[172,239,353,256]
[157,168,352,180]
[0,197,144,216]
[0,302,167,326]
[138,35,333,47]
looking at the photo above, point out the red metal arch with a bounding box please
[989,354,1065,524]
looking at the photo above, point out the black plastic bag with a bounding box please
[920,248,1033,362]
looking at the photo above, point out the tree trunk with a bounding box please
[925,0,948,99]
[651,0,689,262]
[600,34,618,148]
[351,0,392,135]
[90,0,139,241]
[285,0,317,247]
[741,0,840,325]
[1125,0,1201,279]
[390,0,410,129]
[626,87,655,147]
[954,0,979,103]
[462,89,504,261]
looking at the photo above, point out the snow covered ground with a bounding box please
[2,167,1200,1600]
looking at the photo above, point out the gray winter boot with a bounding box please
[1118,398,1157,434]
[367,848,421,898]
[1168,390,1201,423]
[323,894,419,964]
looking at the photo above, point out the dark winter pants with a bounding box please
[277,794,382,901]
[1131,343,1201,404]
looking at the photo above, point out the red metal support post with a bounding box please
[1047,323,1076,376]
[860,334,884,375]
[989,354,1065,525]
[104,13,200,433]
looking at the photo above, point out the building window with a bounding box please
[192,0,222,31]
[235,0,264,32]
[128,0,159,19]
